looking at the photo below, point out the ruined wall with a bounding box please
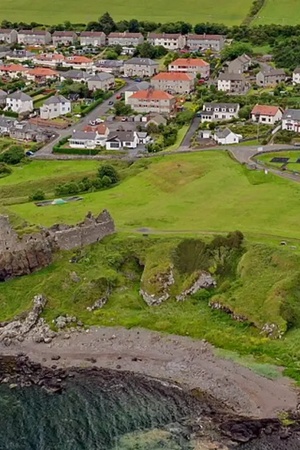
[0,210,115,281]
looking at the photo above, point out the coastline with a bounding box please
[0,326,298,419]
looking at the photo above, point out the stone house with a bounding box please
[52,31,78,46]
[256,68,286,87]
[168,58,210,79]
[60,69,91,83]
[17,30,52,45]
[147,33,186,50]
[146,114,167,128]
[186,34,225,52]
[25,67,59,83]
[79,31,106,47]
[0,29,18,44]
[63,55,94,70]
[282,109,300,132]
[200,102,240,122]
[227,54,252,74]
[94,59,124,74]
[251,104,283,125]
[107,32,144,47]
[87,73,115,91]
[151,71,195,94]
[6,91,33,114]
[217,72,247,93]
[124,81,150,103]
[40,95,71,120]
[213,128,242,145]
[127,89,176,114]
[123,58,159,77]
[292,68,300,85]
[105,130,139,150]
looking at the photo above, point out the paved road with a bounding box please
[35,79,136,156]
[180,116,201,149]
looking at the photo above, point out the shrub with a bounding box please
[98,164,119,184]
[0,162,12,177]
[29,189,45,201]
[0,146,24,165]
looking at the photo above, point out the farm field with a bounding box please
[4,151,300,240]
[254,0,300,25]
[0,0,253,25]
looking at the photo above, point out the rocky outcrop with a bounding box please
[0,210,115,281]
[140,266,175,306]
[209,300,248,322]
[176,272,216,301]
[261,323,284,339]
[0,295,56,345]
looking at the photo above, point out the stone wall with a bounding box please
[0,210,115,281]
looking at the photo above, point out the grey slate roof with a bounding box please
[88,73,113,81]
[130,81,150,91]
[7,91,32,101]
[294,67,300,74]
[261,68,285,76]
[43,95,69,105]
[218,72,245,81]
[0,89,7,98]
[63,69,90,80]
[125,57,158,66]
[107,130,135,142]
[70,131,97,140]
[282,109,300,121]
[214,128,232,138]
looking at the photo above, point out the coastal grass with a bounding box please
[6,151,300,240]
[0,0,253,25]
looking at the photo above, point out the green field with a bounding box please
[254,0,300,25]
[0,0,253,25]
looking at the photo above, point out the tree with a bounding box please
[238,105,252,120]
[98,12,116,35]
[0,146,24,165]
[98,164,119,184]
[128,19,140,32]
[176,109,194,125]
[135,42,156,59]
[29,189,45,201]
[221,42,253,62]
[105,50,118,60]
[113,101,132,116]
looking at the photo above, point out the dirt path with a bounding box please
[1,326,298,419]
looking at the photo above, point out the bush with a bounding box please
[98,164,119,184]
[0,146,24,165]
[0,162,12,177]
[53,146,99,155]
[29,189,45,201]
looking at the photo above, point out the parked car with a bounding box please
[95,118,104,124]
[25,151,34,157]
[121,117,127,122]
[108,101,114,105]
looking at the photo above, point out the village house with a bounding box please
[6,49,35,61]
[40,95,71,120]
[9,121,47,141]
[0,63,27,79]
[6,91,33,114]
[251,104,283,125]
[63,55,94,70]
[146,114,167,128]
[124,58,159,77]
[293,68,300,85]
[127,89,176,114]
[186,34,225,52]
[0,89,7,106]
[227,54,252,74]
[124,81,150,103]
[25,67,59,83]
[168,58,210,79]
[105,130,139,150]
[79,31,106,47]
[87,73,115,91]
[68,131,98,149]
[94,59,124,74]
[34,53,65,67]
[217,72,247,94]
[148,33,186,50]
[52,31,78,46]
[17,30,52,45]
[151,72,195,94]
[213,128,242,145]
[200,102,240,122]
[282,109,300,132]
[256,68,286,87]
[107,32,144,47]
[60,69,91,83]
[83,123,110,144]
[0,116,13,134]
[0,29,18,44]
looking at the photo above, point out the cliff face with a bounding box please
[0,210,115,281]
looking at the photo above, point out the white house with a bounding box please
[251,104,283,125]
[217,73,246,94]
[105,130,139,150]
[293,68,300,85]
[6,91,33,114]
[87,73,115,91]
[0,29,18,44]
[79,31,106,47]
[213,128,242,145]
[200,103,240,122]
[282,109,300,132]
[40,95,71,120]
[148,33,186,50]
[168,58,210,79]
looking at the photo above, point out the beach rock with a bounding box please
[140,266,175,306]
[87,296,108,312]
[176,272,216,301]
[51,355,61,361]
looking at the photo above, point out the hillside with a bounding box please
[254,0,300,25]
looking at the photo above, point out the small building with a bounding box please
[127,89,176,114]
[0,89,7,106]
[251,104,283,125]
[148,33,186,50]
[17,29,52,45]
[124,81,150,103]
[146,114,167,127]
[217,72,247,94]
[6,91,33,114]
[6,49,35,61]
[168,58,210,79]
[52,31,78,46]
[282,109,300,132]
[0,29,18,44]
[105,130,139,150]
[60,69,91,83]
[186,34,225,52]
[40,95,71,120]
[63,55,94,70]
[68,131,98,149]
[136,131,150,144]
[107,32,144,47]
[200,102,240,122]
[227,54,252,74]
[25,67,59,83]
[83,123,110,144]
[87,73,115,91]
[256,68,286,87]
[123,57,159,78]
[151,72,195,94]
[213,128,242,145]
[0,63,27,79]
[79,31,106,47]
[293,68,300,85]
[34,53,65,67]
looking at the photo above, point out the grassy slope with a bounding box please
[7,151,300,240]
[0,0,252,25]
[254,0,300,25]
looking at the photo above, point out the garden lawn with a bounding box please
[254,0,300,25]
[164,125,189,151]
[0,0,253,25]
[6,151,300,240]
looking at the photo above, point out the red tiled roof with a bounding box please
[251,104,281,116]
[0,64,27,72]
[152,72,194,81]
[171,58,209,67]
[26,67,58,76]
[83,124,108,134]
[66,56,92,63]
[130,89,174,100]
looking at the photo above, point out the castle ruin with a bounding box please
[0,210,115,281]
